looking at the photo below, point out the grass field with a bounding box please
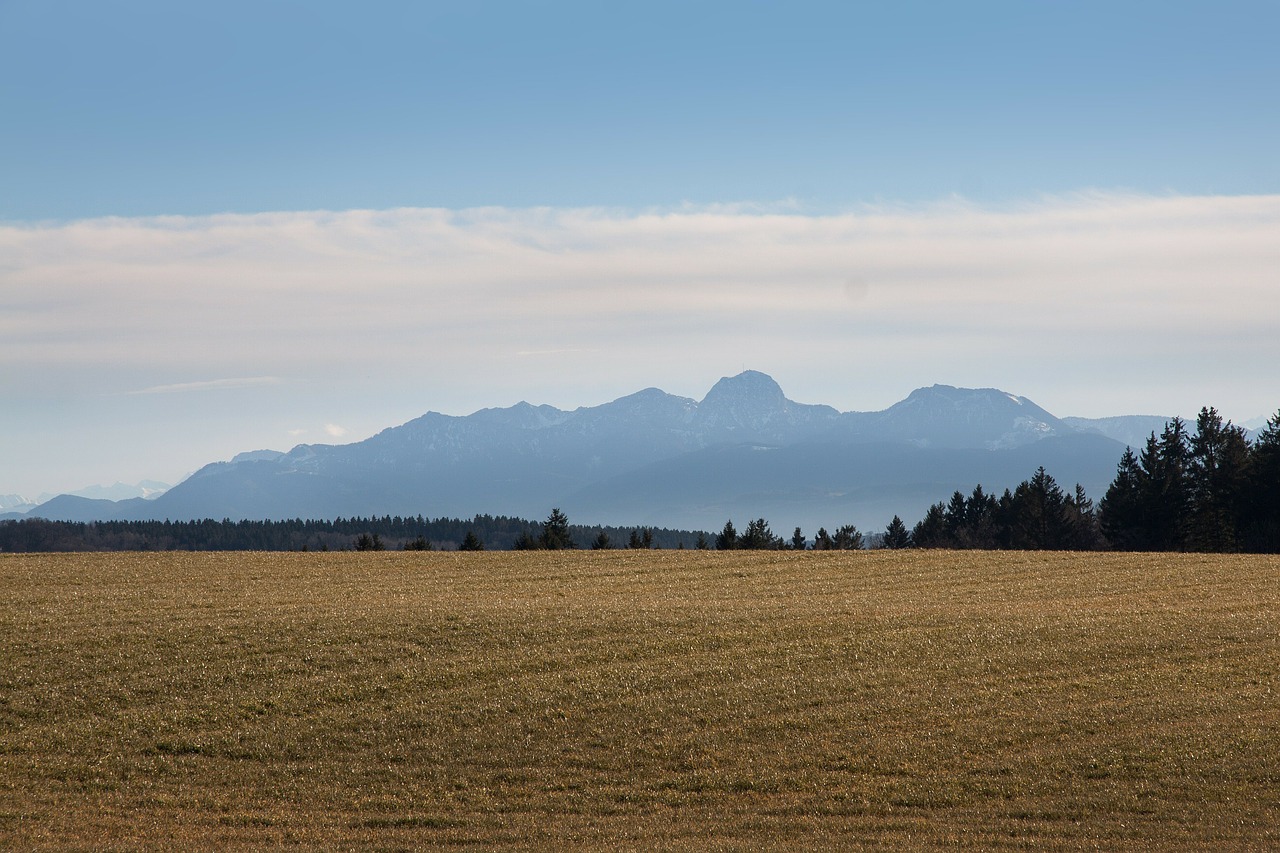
[1,550,1277,850]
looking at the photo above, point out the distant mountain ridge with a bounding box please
[11,372,1147,531]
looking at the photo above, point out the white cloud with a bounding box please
[2,193,1278,421]
[128,376,282,395]
[324,424,348,438]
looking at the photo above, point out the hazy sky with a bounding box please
[3,1,1278,498]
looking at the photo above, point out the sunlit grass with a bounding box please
[1,550,1277,849]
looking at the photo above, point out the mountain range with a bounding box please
[10,371,1164,532]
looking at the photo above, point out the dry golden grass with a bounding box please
[1,550,1277,850]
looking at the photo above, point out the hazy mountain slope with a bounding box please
[20,371,1131,526]
[1061,415,1175,449]
[560,432,1125,533]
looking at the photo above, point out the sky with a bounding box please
[2,1,1279,499]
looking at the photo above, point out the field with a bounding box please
[2,550,1277,850]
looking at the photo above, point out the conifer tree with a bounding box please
[1244,411,1280,552]
[833,524,863,550]
[539,508,575,550]
[715,520,738,550]
[881,515,911,549]
[1187,407,1251,551]
[740,518,779,550]
[1100,446,1146,549]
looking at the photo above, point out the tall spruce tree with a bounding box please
[715,520,738,550]
[1008,467,1068,550]
[539,508,575,550]
[740,518,779,550]
[1244,411,1280,552]
[1139,419,1192,550]
[911,502,948,548]
[1100,446,1147,550]
[1187,407,1251,552]
[881,515,911,549]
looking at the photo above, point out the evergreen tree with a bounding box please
[628,529,645,549]
[739,518,779,550]
[1100,446,1147,550]
[1187,407,1251,552]
[539,508,575,550]
[911,502,948,548]
[812,527,833,550]
[695,532,711,550]
[1244,411,1280,552]
[459,530,484,551]
[791,527,807,551]
[944,491,968,542]
[403,535,432,551]
[591,531,613,550]
[512,531,540,550]
[1063,483,1103,550]
[881,515,911,549]
[1007,467,1068,550]
[833,524,863,550]
[715,520,738,550]
[1139,419,1192,550]
[962,484,999,548]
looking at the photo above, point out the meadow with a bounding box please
[1,549,1276,850]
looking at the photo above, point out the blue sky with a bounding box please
[2,1,1279,499]
[5,1,1277,218]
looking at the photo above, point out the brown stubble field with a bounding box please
[1,549,1277,850]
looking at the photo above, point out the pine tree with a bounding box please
[539,508,575,550]
[591,531,613,550]
[1008,467,1068,550]
[1187,407,1251,552]
[715,520,738,550]
[962,484,998,548]
[833,524,863,550]
[944,491,968,542]
[812,527,833,550]
[911,502,948,548]
[1244,410,1280,552]
[1100,446,1146,550]
[881,515,911,549]
[791,527,807,550]
[459,530,484,551]
[1063,483,1103,550]
[1139,419,1192,550]
[740,518,779,550]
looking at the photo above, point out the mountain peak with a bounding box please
[882,385,1064,448]
[700,370,786,406]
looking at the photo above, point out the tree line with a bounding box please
[0,513,705,554]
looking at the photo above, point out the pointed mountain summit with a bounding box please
[701,370,787,407]
[694,370,838,443]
